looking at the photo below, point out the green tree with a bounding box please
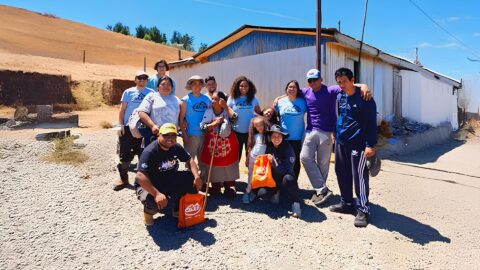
[107,22,130,35]
[198,43,208,53]
[135,25,148,38]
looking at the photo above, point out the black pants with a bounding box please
[136,171,196,215]
[256,172,299,203]
[119,128,142,163]
[287,140,302,179]
[235,131,248,161]
[334,142,370,214]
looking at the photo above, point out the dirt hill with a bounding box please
[0,5,194,68]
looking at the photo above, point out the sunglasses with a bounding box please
[162,133,177,139]
[137,76,148,80]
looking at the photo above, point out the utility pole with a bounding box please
[316,0,322,71]
[357,0,369,81]
[338,20,341,32]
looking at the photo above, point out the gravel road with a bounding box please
[1,129,479,269]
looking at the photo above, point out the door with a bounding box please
[393,70,402,119]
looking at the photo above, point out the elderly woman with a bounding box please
[137,76,181,145]
[198,91,239,198]
[274,80,307,179]
[257,125,301,218]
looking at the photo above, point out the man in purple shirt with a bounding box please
[300,68,371,207]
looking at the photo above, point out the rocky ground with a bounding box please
[0,124,479,269]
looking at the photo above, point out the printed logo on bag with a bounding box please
[184,202,201,216]
[193,101,208,112]
[255,167,266,176]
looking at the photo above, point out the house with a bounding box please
[169,25,461,129]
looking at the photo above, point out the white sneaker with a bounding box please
[292,202,302,218]
[242,193,250,204]
[270,191,280,204]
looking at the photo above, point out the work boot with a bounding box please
[113,163,129,191]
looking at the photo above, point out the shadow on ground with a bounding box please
[147,215,217,251]
[369,203,451,245]
[385,139,465,165]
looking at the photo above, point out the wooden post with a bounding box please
[144,56,146,71]
[316,0,322,71]
[83,50,86,64]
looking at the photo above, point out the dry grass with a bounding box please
[44,137,88,165]
[99,120,113,129]
[71,80,106,110]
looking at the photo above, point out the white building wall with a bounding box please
[400,70,458,129]
[171,46,316,107]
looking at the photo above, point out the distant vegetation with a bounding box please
[106,22,206,52]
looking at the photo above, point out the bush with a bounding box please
[44,137,88,165]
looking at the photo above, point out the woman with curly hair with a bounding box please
[227,76,262,161]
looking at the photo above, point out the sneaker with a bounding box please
[112,178,126,191]
[292,202,302,218]
[270,191,280,204]
[241,193,250,204]
[354,211,369,227]
[143,212,154,226]
[329,202,355,214]
[311,188,333,206]
[223,187,236,199]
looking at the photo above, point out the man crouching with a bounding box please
[135,123,202,226]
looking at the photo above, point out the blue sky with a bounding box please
[2,0,480,108]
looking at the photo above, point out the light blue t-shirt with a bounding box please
[227,96,259,134]
[147,74,176,95]
[182,93,211,136]
[120,87,155,125]
[276,96,307,140]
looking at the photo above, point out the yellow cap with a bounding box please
[159,123,178,135]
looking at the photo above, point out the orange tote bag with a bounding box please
[178,193,205,228]
[251,155,276,190]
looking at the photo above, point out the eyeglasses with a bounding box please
[307,78,319,83]
[137,76,148,80]
[157,65,166,69]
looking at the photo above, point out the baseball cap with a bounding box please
[306,68,321,79]
[135,70,148,77]
[159,123,178,135]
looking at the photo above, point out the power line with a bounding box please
[407,0,480,59]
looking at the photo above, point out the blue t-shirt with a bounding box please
[276,96,307,140]
[227,96,259,133]
[147,74,176,95]
[182,93,211,136]
[120,87,155,125]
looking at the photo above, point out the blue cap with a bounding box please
[306,68,321,79]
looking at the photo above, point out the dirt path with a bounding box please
[0,126,479,269]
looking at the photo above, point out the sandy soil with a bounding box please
[0,112,479,269]
[0,5,194,67]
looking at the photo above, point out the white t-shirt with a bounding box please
[137,92,181,127]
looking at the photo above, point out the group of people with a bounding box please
[114,58,378,228]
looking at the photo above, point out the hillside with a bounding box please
[0,5,194,68]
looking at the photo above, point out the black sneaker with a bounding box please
[354,211,369,227]
[311,188,333,206]
[329,202,355,214]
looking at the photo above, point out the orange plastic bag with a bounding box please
[251,155,276,190]
[178,193,205,228]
